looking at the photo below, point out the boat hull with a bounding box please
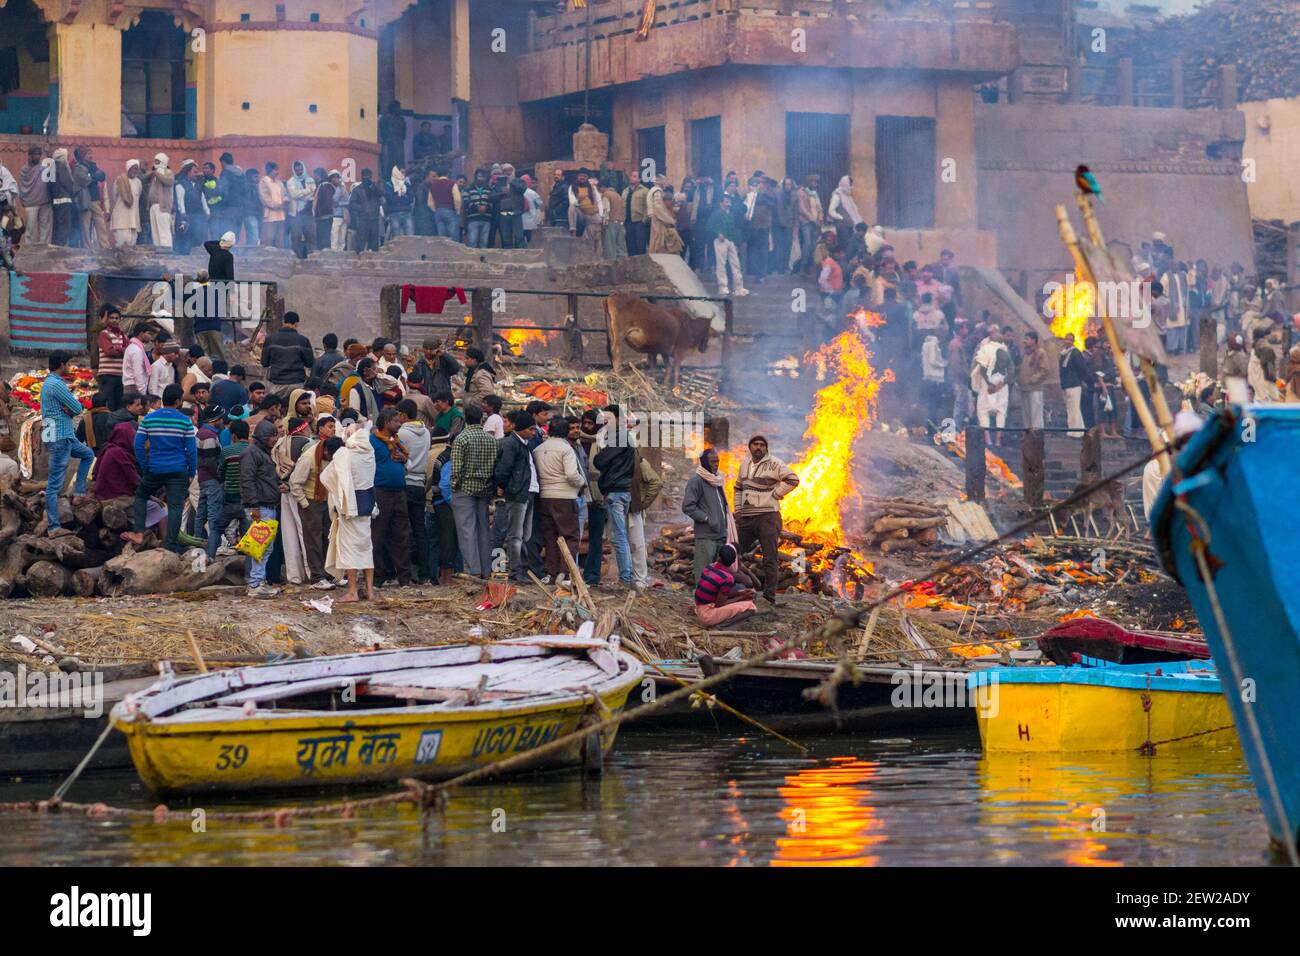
[631,659,978,734]
[113,678,639,795]
[972,662,1236,754]
[1151,405,1300,851]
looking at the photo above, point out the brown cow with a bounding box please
[603,293,715,388]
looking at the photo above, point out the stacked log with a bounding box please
[851,496,948,555]
[1113,0,1300,103]
[0,480,244,598]
[650,526,848,596]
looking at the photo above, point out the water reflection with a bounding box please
[774,757,885,866]
[0,733,1270,866]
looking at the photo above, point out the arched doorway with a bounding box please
[121,11,193,139]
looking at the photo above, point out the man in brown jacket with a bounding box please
[1017,330,1054,430]
[733,434,799,604]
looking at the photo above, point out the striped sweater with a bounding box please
[96,327,128,378]
[694,563,735,606]
[133,407,197,476]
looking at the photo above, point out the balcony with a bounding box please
[519,0,1018,101]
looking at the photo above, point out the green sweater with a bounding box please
[707,207,739,244]
[219,440,249,503]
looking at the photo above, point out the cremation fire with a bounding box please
[502,318,556,353]
[706,328,892,595]
[1046,273,1094,348]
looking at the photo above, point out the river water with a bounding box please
[0,730,1273,866]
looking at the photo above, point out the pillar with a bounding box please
[451,0,471,103]
[934,76,978,230]
[51,22,122,138]
[1117,58,1134,107]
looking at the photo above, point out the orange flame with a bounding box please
[502,318,557,354]
[1047,274,1093,348]
[717,329,891,546]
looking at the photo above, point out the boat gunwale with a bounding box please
[110,662,644,739]
[967,660,1220,693]
[111,640,644,729]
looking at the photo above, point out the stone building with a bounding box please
[0,0,1262,285]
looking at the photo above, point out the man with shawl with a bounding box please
[321,422,377,602]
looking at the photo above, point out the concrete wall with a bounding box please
[0,234,683,365]
[600,63,997,265]
[203,30,377,143]
[1240,98,1300,224]
[976,101,1255,285]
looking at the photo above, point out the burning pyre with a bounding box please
[1046,273,1094,348]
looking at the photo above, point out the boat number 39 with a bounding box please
[215,744,250,770]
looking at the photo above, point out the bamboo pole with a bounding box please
[1057,201,1171,473]
[1074,194,1177,466]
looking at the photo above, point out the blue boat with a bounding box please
[1151,404,1300,861]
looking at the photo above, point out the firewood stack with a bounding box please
[650,526,868,597]
[0,479,243,598]
[853,496,948,555]
[1113,0,1300,103]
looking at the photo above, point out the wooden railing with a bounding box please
[527,0,997,52]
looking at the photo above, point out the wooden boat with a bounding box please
[109,634,642,794]
[1036,616,1209,666]
[630,657,978,734]
[1,671,157,776]
[970,660,1236,754]
[1151,404,1300,856]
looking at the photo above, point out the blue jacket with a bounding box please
[439,459,453,505]
[134,407,197,476]
[370,433,407,490]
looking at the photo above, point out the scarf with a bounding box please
[391,167,408,197]
[695,464,738,545]
[311,439,329,502]
[833,176,862,225]
[376,429,408,463]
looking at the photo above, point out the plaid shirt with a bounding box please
[450,424,499,497]
[40,374,83,443]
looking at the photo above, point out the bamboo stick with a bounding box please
[1058,200,1170,473]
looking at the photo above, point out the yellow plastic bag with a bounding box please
[236,518,279,562]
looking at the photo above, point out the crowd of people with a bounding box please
[33,294,814,623]
[38,311,688,603]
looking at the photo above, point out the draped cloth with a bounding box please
[321,423,377,576]
[279,489,310,584]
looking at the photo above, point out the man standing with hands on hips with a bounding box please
[733,434,799,606]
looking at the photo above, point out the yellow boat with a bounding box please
[109,633,643,794]
[968,661,1239,754]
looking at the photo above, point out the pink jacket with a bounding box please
[122,338,152,393]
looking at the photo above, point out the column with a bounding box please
[51,22,122,138]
